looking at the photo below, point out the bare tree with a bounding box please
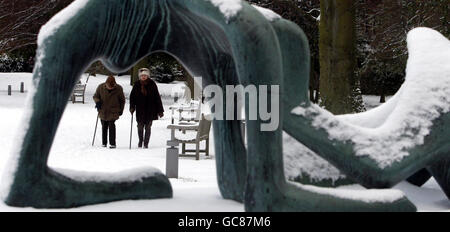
[356,0,450,102]
[0,0,73,53]
[248,0,321,103]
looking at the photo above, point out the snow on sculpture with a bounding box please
[287,27,450,194]
[1,0,448,211]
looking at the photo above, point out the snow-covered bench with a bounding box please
[167,114,211,160]
[71,83,86,104]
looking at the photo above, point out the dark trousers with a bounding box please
[101,120,116,146]
[137,121,153,146]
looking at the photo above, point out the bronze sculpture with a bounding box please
[2,0,449,211]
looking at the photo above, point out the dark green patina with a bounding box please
[4,0,448,211]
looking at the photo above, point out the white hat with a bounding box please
[139,68,150,77]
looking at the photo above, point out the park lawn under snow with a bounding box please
[0,73,448,211]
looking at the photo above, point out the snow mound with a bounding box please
[207,0,243,21]
[251,5,281,21]
[292,27,450,168]
[53,166,162,183]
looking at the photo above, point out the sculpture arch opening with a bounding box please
[2,0,250,208]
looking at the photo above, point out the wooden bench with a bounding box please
[71,84,86,104]
[167,115,211,160]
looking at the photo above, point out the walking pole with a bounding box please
[129,113,134,149]
[92,114,99,146]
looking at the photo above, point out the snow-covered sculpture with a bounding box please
[286,27,450,196]
[1,0,447,211]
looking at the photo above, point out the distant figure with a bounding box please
[93,76,125,149]
[130,68,164,148]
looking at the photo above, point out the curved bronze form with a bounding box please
[4,0,443,211]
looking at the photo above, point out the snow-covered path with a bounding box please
[0,73,448,211]
[0,73,242,212]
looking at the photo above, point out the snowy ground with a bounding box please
[0,73,448,212]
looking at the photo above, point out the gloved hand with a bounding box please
[130,107,135,114]
[95,102,102,110]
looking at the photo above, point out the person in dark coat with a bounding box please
[129,68,164,148]
[93,76,125,148]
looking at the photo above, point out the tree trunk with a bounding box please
[319,0,365,114]
[309,87,315,102]
[443,0,449,37]
[380,93,386,103]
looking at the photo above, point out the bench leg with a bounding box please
[205,138,209,156]
[195,142,200,160]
